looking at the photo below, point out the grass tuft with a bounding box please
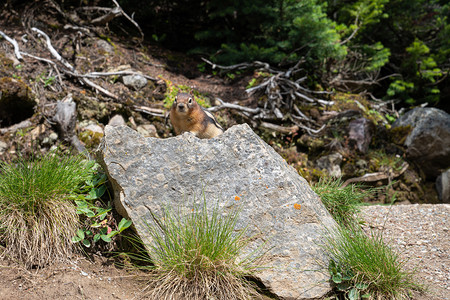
[0,151,96,267]
[312,177,374,227]
[133,198,265,300]
[323,225,422,299]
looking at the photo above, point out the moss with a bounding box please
[0,52,14,73]
[159,76,210,108]
[297,134,325,154]
[79,130,103,149]
[389,125,412,145]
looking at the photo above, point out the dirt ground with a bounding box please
[1,204,448,300]
[0,255,146,300]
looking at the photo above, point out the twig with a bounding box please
[206,98,262,114]
[111,0,144,41]
[133,105,166,118]
[0,30,23,60]
[342,162,409,187]
[21,52,64,86]
[31,27,119,99]
[260,122,299,134]
[31,27,74,71]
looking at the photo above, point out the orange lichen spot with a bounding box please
[266,186,269,189]
[294,203,301,210]
[80,90,86,95]
[235,196,241,201]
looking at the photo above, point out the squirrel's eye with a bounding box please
[188,98,193,104]
[174,96,177,103]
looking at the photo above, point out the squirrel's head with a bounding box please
[172,92,198,114]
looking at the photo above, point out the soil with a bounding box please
[0,255,146,300]
[361,204,450,300]
[1,204,448,300]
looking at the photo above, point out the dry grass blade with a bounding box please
[0,152,96,268]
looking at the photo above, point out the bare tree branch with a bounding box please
[0,30,23,60]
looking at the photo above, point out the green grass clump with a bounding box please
[134,199,265,300]
[312,177,373,227]
[0,152,96,267]
[324,225,421,299]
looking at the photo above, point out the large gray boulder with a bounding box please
[97,124,337,299]
[392,107,450,178]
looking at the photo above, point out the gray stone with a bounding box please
[122,74,147,90]
[108,115,126,127]
[0,140,7,153]
[83,124,104,135]
[316,153,343,177]
[136,124,159,138]
[393,107,450,178]
[95,39,114,54]
[98,124,336,299]
[436,169,450,203]
[348,117,373,154]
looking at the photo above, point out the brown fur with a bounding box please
[170,92,223,139]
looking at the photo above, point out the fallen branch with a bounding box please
[112,0,144,41]
[31,27,119,99]
[206,98,262,114]
[260,122,299,134]
[133,105,166,118]
[342,162,409,187]
[0,30,23,60]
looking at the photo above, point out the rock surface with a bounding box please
[392,107,450,178]
[436,169,450,203]
[121,74,148,90]
[347,117,373,154]
[98,124,337,299]
[316,153,343,177]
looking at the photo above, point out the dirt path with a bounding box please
[361,204,450,300]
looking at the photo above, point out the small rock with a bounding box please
[316,153,342,177]
[347,117,373,154]
[108,115,126,127]
[95,39,114,54]
[29,124,47,140]
[436,169,450,203]
[122,74,148,90]
[0,140,7,151]
[136,124,159,138]
[84,124,104,135]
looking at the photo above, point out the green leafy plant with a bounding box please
[130,197,267,299]
[71,172,132,249]
[328,259,369,300]
[43,76,55,87]
[323,225,421,299]
[0,151,96,267]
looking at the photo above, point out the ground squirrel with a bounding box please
[170,92,224,139]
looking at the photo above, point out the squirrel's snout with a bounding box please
[177,103,186,111]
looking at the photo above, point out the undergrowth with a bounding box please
[128,198,266,300]
[314,177,421,299]
[0,151,96,267]
[324,225,422,299]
